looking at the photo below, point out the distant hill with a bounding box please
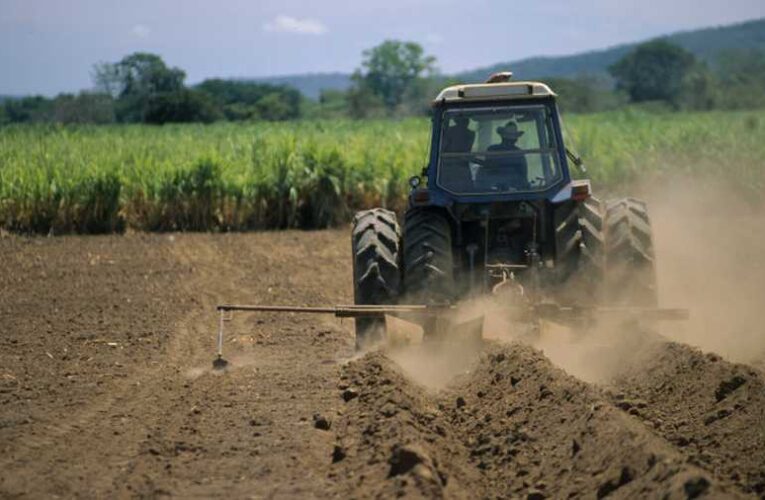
[246,73,352,100]
[245,18,765,99]
[457,17,765,82]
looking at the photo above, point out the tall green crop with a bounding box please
[0,111,762,234]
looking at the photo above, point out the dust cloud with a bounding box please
[484,300,661,384]
[385,294,649,388]
[524,178,765,381]
[386,314,485,390]
[646,178,765,367]
[387,177,765,388]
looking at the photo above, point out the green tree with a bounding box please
[346,84,385,119]
[93,52,186,122]
[196,79,302,121]
[609,40,697,106]
[677,66,717,110]
[255,93,293,121]
[3,96,54,123]
[353,40,436,113]
[400,76,449,116]
[144,89,221,124]
[52,92,115,124]
[715,49,765,109]
[93,52,185,98]
[312,89,348,118]
[541,76,626,113]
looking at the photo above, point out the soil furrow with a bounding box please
[331,342,744,499]
[329,352,484,498]
[441,342,743,498]
[2,230,763,498]
[608,341,765,496]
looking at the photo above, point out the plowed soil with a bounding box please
[1,229,764,499]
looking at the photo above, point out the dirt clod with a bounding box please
[596,466,634,498]
[388,444,430,477]
[313,414,331,431]
[715,375,747,402]
[684,476,710,499]
[341,388,358,402]
[331,445,346,463]
[526,489,546,500]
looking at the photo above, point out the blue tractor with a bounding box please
[351,73,658,348]
[212,73,684,368]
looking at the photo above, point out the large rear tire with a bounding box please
[351,208,401,350]
[578,196,606,302]
[553,200,582,284]
[402,209,455,303]
[554,197,605,304]
[603,198,658,307]
[402,209,455,340]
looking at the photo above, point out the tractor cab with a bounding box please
[414,74,583,207]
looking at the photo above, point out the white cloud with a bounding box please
[263,15,327,35]
[131,24,150,39]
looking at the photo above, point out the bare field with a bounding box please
[1,192,764,498]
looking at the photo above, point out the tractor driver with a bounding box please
[477,121,529,191]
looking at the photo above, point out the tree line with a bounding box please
[2,39,765,125]
[318,39,765,116]
[1,53,302,125]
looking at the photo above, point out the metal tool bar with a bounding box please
[217,303,688,321]
[216,303,456,318]
[211,301,688,370]
[211,303,453,369]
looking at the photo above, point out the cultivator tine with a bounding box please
[212,308,229,370]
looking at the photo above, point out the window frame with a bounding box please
[435,104,563,196]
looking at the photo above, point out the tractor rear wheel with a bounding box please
[351,208,401,350]
[554,197,605,304]
[553,200,583,284]
[578,196,606,302]
[402,209,455,304]
[603,198,658,306]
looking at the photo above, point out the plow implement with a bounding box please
[212,302,689,369]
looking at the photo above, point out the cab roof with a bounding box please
[433,81,556,104]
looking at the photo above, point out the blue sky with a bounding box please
[1,0,764,95]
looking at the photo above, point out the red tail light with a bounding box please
[571,180,591,201]
[413,190,430,203]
